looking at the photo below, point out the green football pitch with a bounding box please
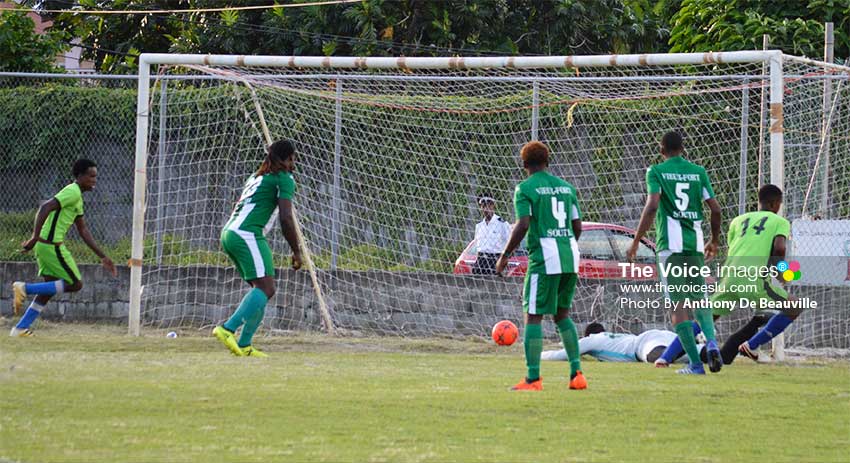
[1,323,848,462]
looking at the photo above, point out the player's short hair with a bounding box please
[758,184,783,204]
[257,139,295,175]
[520,141,549,168]
[584,322,605,337]
[72,159,97,178]
[661,131,683,154]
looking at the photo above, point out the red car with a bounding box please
[453,222,657,279]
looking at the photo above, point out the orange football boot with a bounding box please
[511,377,543,391]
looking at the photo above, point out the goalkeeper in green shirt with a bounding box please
[627,131,724,375]
[496,141,587,391]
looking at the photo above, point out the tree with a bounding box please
[669,0,850,59]
[35,0,675,72]
[0,10,68,72]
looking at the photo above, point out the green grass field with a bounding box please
[1,322,848,463]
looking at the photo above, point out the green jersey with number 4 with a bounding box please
[514,171,581,275]
[224,171,296,238]
[646,156,715,254]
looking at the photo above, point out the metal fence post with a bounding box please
[330,79,342,270]
[155,80,167,265]
[738,81,750,215]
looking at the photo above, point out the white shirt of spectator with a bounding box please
[474,214,511,254]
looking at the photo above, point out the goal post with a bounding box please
[129,51,850,357]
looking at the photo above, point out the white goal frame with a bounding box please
[130,51,789,355]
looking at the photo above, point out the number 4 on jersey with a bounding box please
[551,197,567,228]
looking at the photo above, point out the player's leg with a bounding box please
[684,252,722,372]
[553,273,585,389]
[740,283,797,360]
[237,273,276,358]
[11,244,82,337]
[654,321,700,367]
[512,272,552,391]
[719,313,769,364]
[660,251,705,374]
[214,231,272,356]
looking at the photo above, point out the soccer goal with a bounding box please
[130,52,850,356]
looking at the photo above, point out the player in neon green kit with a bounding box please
[212,140,302,357]
[496,140,587,391]
[711,184,799,362]
[10,159,117,337]
[627,131,724,375]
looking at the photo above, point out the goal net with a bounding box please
[132,52,850,355]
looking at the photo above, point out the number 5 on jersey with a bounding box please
[675,182,689,211]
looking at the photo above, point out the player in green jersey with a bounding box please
[496,141,587,391]
[627,132,723,375]
[710,184,800,362]
[10,159,117,337]
[212,140,302,357]
[654,184,799,365]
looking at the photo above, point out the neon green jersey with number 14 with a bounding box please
[646,156,715,253]
[514,171,581,275]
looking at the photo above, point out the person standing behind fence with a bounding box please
[472,193,511,275]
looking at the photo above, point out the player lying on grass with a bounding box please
[495,140,587,391]
[655,184,801,365]
[542,322,707,363]
[10,159,117,337]
[626,131,723,375]
[212,140,302,357]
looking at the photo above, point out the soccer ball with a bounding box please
[491,320,519,346]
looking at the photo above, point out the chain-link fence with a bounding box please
[0,73,136,262]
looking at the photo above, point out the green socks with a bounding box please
[675,320,701,365]
[223,288,269,336]
[524,323,543,381]
[238,306,266,348]
[556,318,582,377]
[695,308,717,342]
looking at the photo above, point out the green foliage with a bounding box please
[670,0,850,58]
[0,84,136,169]
[0,11,68,72]
[35,0,677,73]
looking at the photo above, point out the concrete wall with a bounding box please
[2,261,847,349]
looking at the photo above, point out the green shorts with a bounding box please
[523,272,578,315]
[221,229,274,281]
[35,242,81,285]
[658,251,705,302]
[710,278,788,317]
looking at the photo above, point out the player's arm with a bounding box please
[22,198,60,251]
[74,215,116,276]
[701,169,721,259]
[496,216,529,274]
[277,198,302,270]
[768,235,787,266]
[627,193,659,261]
[572,196,582,241]
[704,197,722,260]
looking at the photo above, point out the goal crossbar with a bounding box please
[138,50,781,70]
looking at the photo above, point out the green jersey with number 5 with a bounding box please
[646,156,715,254]
[514,171,581,275]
